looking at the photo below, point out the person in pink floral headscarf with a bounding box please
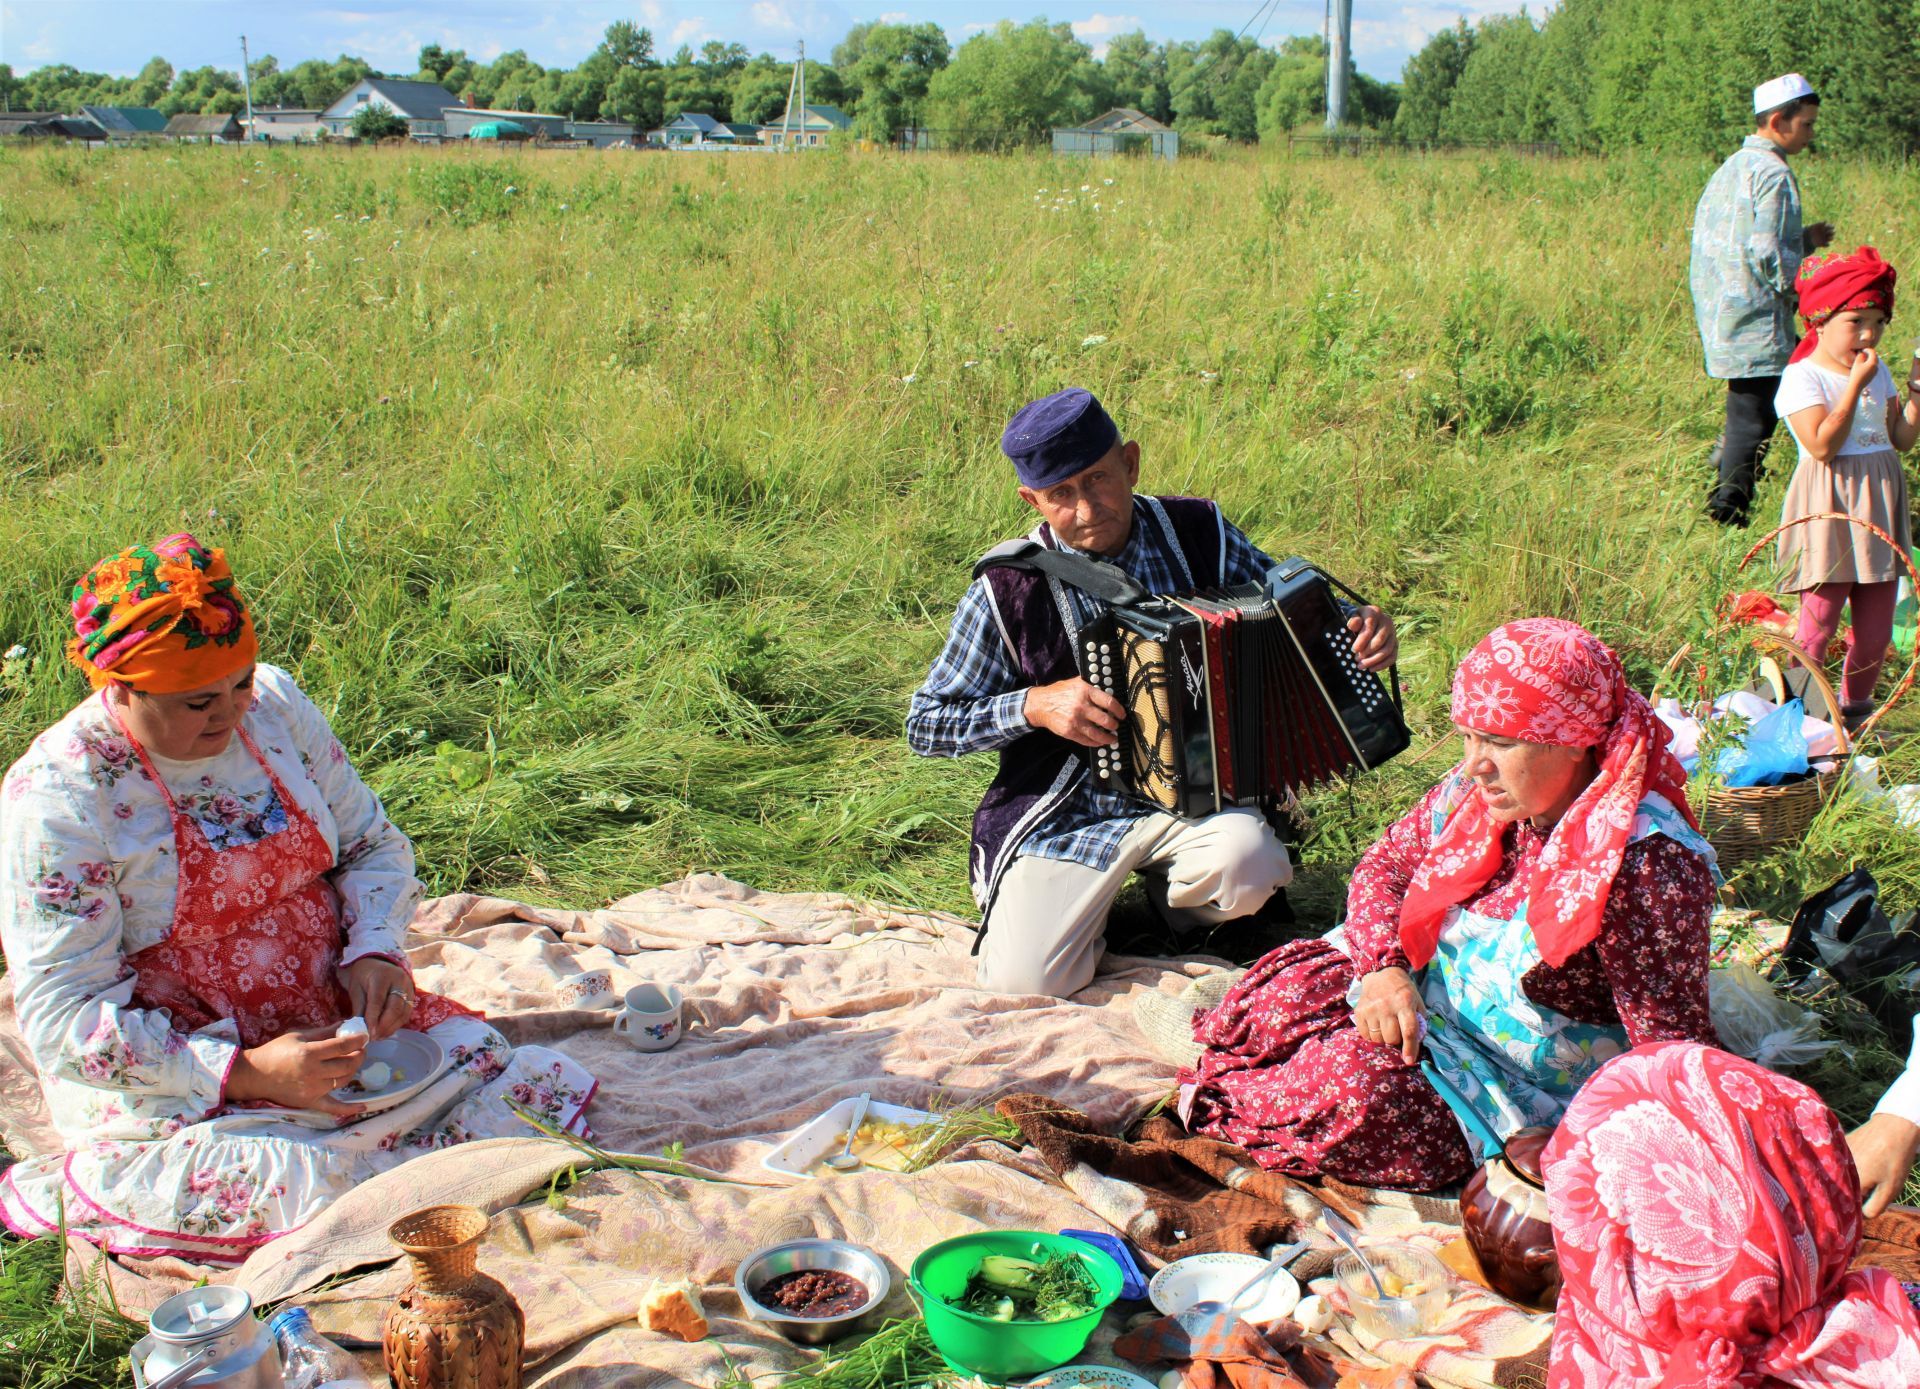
[1544,1041,1920,1388]
[1180,618,1720,1190]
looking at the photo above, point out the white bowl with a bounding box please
[1148,1252,1300,1326]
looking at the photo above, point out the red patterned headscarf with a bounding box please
[1398,618,1696,970]
[1543,1042,1920,1389]
[1789,245,1897,364]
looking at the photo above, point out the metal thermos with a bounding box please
[129,1286,284,1389]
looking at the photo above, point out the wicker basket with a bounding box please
[1663,633,1847,871]
[1663,510,1920,870]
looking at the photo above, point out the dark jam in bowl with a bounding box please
[757,1268,870,1318]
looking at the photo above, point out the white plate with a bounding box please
[1023,1368,1158,1389]
[330,1030,446,1111]
[760,1098,938,1179]
[1148,1252,1301,1326]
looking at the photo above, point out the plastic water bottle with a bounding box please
[266,1306,374,1388]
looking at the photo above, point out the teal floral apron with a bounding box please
[1417,791,1719,1160]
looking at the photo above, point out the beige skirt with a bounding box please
[1777,447,1912,589]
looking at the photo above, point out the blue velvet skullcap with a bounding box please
[1000,388,1121,488]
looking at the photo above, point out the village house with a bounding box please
[245,107,326,143]
[566,120,638,148]
[757,103,850,148]
[320,78,459,139]
[164,112,242,143]
[78,104,168,141]
[663,111,723,145]
[1052,107,1179,162]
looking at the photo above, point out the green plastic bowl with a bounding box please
[908,1230,1123,1381]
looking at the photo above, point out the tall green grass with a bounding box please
[2,141,1919,1377]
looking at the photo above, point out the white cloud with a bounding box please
[670,18,716,47]
[1071,13,1142,59]
[750,1,797,32]
[878,10,909,21]
[640,0,664,20]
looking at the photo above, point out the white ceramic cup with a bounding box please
[613,983,686,1051]
[556,968,617,1011]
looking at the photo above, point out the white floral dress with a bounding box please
[0,665,595,1263]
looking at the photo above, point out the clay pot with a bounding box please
[383,1204,526,1389]
[1460,1127,1560,1308]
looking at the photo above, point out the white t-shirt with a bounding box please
[1776,357,1898,460]
[1876,1013,1920,1127]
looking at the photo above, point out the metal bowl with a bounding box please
[735,1238,892,1344]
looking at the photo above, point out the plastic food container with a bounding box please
[760,1098,937,1179]
[1333,1245,1449,1340]
[908,1230,1122,1382]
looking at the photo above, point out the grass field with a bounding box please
[4,139,1920,1381]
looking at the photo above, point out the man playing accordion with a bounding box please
[907,387,1398,997]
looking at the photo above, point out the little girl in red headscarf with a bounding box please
[1774,246,1920,730]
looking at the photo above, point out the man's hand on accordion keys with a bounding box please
[1345,605,1399,672]
[1024,676,1125,748]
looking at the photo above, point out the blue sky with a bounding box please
[0,0,1516,85]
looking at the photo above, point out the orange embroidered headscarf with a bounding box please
[66,534,257,694]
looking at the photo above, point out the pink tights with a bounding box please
[1794,580,1899,709]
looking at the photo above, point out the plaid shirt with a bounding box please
[906,498,1275,871]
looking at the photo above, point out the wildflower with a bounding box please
[1093,202,1101,211]
[1080,184,1090,192]
[963,360,980,369]
[1103,178,1114,186]
[1199,371,1219,381]
[900,373,918,384]
[1400,368,1421,381]
[505,185,517,194]
[4,644,26,660]
[1080,334,1108,348]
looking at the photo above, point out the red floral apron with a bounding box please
[106,694,471,1048]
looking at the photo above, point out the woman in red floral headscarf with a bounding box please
[1545,1041,1920,1388]
[1774,246,1920,731]
[1180,618,1720,1190]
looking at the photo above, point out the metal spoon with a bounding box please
[1318,1208,1387,1300]
[825,1092,872,1172]
[1183,1241,1305,1324]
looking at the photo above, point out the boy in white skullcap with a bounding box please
[1690,72,1837,525]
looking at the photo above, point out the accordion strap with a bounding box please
[972,539,1149,606]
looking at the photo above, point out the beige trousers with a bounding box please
[977,807,1292,998]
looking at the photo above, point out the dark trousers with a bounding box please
[1706,375,1782,525]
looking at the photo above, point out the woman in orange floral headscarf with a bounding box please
[1,535,596,1263]
[1182,618,1720,1191]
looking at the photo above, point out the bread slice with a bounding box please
[639,1279,709,1342]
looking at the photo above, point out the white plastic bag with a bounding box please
[1708,962,1838,1068]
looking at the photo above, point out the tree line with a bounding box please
[11,5,1905,153]
[0,18,1394,144]
[1397,0,1920,156]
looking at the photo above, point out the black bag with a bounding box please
[1785,868,1920,1055]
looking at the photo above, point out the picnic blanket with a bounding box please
[4,874,1911,1388]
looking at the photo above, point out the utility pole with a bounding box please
[239,34,257,140]
[779,43,799,150]
[797,40,806,147]
[1325,0,1351,129]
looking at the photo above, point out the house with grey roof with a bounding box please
[320,78,460,139]
[1053,107,1178,162]
[566,120,637,148]
[165,113,243,143]
[663,112,723,145]
[758,103,850,148]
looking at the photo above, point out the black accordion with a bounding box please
[1074,558,1410,816]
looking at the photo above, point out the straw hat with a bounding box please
[1132,969,1246,1069]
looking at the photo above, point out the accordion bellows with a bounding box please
[1079,560,1410,816]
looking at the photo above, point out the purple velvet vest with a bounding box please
[968,495,1226,923]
